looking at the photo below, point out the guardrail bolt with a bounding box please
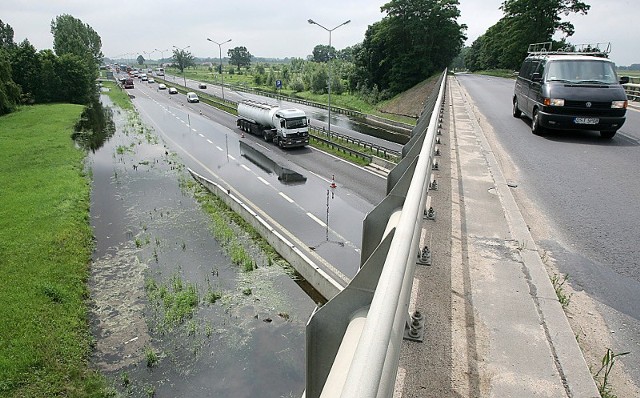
[405,310,425,341]
[429,179,438,191]
[436,136,441,145]
[425,206,436,220]
[417,245,432,266]
[435,147,441,156]
[432,160,439,170]
[437,128,442,136]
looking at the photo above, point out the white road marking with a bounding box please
[198,133,205,138]
[279,192,294,203]
[228,154,236,161]
[307,212,326,227]
[206,139,213,144]
[216,146,223,151]
[241,164,251,171]
[257,176,269,185]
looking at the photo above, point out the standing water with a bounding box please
[87,93,316,397]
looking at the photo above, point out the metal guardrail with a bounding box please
[623,76,640,101]
[310,126,401,160]
[305,70,447,397]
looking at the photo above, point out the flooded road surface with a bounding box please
[88,94,316,397]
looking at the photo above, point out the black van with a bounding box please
[512,42,629,139]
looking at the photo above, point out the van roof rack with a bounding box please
[527,41,611,58]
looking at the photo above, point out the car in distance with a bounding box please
[513,41,628,139]
[168,87,178,94]
[123,78,134,89]
[186,92,199,103]
[148,78,155,83]
[198,83,207,89]
[158,83,167,90]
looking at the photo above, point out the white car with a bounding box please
[158,83,166,90]
[186,92,199,103]
[168,87,178,94]
[148,78,155,83]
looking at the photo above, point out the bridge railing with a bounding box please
[623,76,640,101]
[304,70,447,398]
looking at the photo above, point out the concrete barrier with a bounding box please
[188,168,346,301]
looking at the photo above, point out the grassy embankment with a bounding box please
[0,105,111,396]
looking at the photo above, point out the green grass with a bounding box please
[101,80,134,110]
[0,104,111,396]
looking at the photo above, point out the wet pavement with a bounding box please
[88,94,316,397]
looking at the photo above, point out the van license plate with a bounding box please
[574,117,599,125]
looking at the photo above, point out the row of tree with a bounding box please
[463,0,591,72]
[0,15,102,115]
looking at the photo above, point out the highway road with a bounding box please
[124,77,389,282]
[456,73,640,386]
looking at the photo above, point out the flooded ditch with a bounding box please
[87,94,316,397]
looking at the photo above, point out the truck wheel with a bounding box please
[263,131,269,142]
[512,97,522,118]
[278,138,283,148]
[600,130,616,139]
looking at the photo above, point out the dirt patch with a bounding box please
[378,75,441,118]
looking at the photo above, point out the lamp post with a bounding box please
[173,45,190,88]
[308,19,350,134]
[207,38,232,101]
[155,48,168,68]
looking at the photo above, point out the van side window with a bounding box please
[533,60,546,79]
[519,60,532,79]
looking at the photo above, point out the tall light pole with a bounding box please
[155,48,168,67]
[308,19,350,134]
[207,38,232,101]
[173,45,190,88]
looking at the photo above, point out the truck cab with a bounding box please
[274,108,309,148]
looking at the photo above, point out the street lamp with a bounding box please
[155,48,168,67]
[173,45,191,88]
[308,18,350,134]
[207,38,232,101]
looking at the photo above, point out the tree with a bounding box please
[311,44,336,63]
[355,0,466,96]
[467,0,591,71]
[172,48,195,73]
[227,46,252,71]
[50,14,103,68]
[0,19,16,49]
[0,49,21,115]
[137,55,145,65]
[10,39,40,103]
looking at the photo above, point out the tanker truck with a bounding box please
[237,100,309,148]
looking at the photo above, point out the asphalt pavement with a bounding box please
[397,76,601,397]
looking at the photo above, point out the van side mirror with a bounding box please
[620,76,630,84]
[531,72,542,82]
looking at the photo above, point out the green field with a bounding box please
[0,105,110,396]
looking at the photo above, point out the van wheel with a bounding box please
[600,130,616,139]
[512,98,522,118]
[531,110,543,135]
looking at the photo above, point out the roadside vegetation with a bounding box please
[0,104,111,396]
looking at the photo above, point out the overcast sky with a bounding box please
[1,0,638,66]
